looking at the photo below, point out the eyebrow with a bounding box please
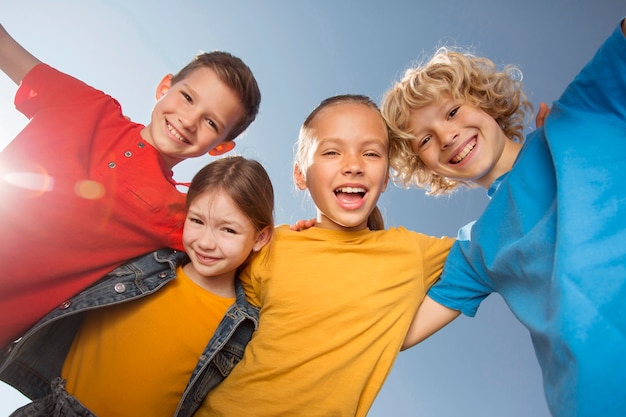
[318,137,387,147]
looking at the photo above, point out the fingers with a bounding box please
[289,218,316,231]
[535,102,550,128]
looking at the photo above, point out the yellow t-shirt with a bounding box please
[200,225,453,417]
[61,265,234,417]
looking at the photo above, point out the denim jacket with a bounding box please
[0,248,259,417]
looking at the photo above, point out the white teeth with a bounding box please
[167,123,188,143]
[335,187,366,194]
[452,142,475,164]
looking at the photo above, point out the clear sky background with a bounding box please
[0,1,623,416]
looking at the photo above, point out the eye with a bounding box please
[188,216,204,225]
[222,227,237,234]
[205,118,218,132]
[364,151,381,158]
[447,106,460,119]
[181,92,192,103]
[321,150,339,156]
[419,135,432,148]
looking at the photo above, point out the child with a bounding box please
[198,95,454,417]
[0,23,261,348]
[1,156,274,417]
[380,18,626,417]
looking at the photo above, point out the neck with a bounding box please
[476,140,522,189]
[182,263,236,298]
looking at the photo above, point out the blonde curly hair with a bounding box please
[381,47,532,195]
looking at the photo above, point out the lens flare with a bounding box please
[2,171,54,196]
[74,179,106,200]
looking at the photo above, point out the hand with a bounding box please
[290,218,316,231]
[535,102,550,128]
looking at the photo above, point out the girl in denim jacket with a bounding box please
[1,156,274,417]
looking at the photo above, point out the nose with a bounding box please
[439,127,458,150]
[197,228,218,250]
[179,110,198,132]
[342,153,364,175]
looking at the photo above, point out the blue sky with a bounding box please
[1,1,623,415]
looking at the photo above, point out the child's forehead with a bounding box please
[322,101,378,115]
[315,103,385,128]
[189,188,240,213]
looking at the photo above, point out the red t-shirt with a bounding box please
[0,64,186,347]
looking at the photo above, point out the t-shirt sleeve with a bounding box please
[427,239,492,317]
[556,21,626,122]
[15,63,119,118]
[238,250,264,308]
[415,234,455,290]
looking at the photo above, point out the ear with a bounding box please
[155,74,173,99]
[293,164,307,190]
[208,141,236,156]
[253,226,273,252]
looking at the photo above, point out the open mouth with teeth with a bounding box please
[334,186,366,204]
[167,123,190,144]
[450,140,476,164]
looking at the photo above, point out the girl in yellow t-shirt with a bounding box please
[200,95,454,417]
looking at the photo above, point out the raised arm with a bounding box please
[0,24,41,85]
[402,295,460,350]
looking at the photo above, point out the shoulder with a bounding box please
[387,226,453,242]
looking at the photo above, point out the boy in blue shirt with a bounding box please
[381,18,626,417]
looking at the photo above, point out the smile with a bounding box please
[334,186,366,206]
[334,186,366,196]
[167,123,190,144]
[196,253,219,265]
[450,139,476,164]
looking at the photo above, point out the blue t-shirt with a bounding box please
[428,21,626,417]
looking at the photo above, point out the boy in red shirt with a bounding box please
[0,23,261,348]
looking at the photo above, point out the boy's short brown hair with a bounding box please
[172,51,261,143]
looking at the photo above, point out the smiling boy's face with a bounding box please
[141,67,244,169]
[408,96,513,189]
[294,102,389,232]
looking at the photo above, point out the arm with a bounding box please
[402,295,460,350]
[556,19,626,119]
[0,23,41,85]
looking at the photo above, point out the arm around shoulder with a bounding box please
[0,23,41,85]
[402,295,461,350]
